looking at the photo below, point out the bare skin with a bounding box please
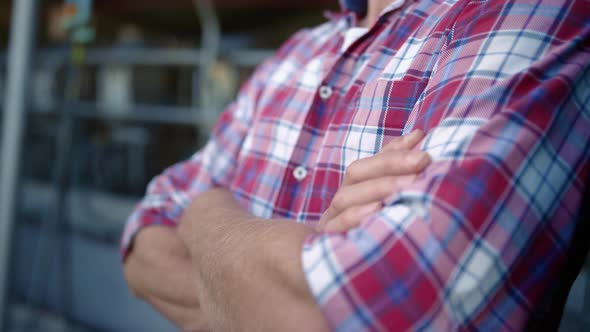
[318,130,429,231]
[358,0,401,28]
[176,130,429,330]
[124,129,430,331]
[123,227,207,332]
[177,190,327,331]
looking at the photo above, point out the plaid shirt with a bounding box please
[122,0,590,330]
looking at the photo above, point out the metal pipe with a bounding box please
[193,0,221,130]
[0,0,39,329]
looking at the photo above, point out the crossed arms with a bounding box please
[124,132,430,331]
[123,2,590,329]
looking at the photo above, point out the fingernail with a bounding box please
[406,151,429,166]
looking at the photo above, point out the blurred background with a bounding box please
[0,0,587,331]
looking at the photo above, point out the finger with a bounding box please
[317,195,360,231]
[342,149,430,185]
[316,213,331,232]
[380,129,425,153]
[318,201,346,232]
[331,175,415,214]
[323,202,382,232]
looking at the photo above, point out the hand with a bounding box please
[318,130,431,232]
[124,226,208,332]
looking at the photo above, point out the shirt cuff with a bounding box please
[120,208,178,261]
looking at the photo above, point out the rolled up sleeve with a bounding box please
[120,30,310,259]
[302,1,590,330]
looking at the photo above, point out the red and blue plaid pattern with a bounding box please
[122,0,590,330]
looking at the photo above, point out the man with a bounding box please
[123,0,590,330]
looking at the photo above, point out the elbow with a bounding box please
[122,253,146,300]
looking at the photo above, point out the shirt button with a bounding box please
[319,85,333,100]
[293,165,308,182]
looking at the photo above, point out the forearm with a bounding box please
[124,226,208,332]
[147,295,207,332]
[178,189,329,331]
[124,226,199,306]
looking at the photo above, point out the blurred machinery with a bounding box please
[0,1,278,331]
